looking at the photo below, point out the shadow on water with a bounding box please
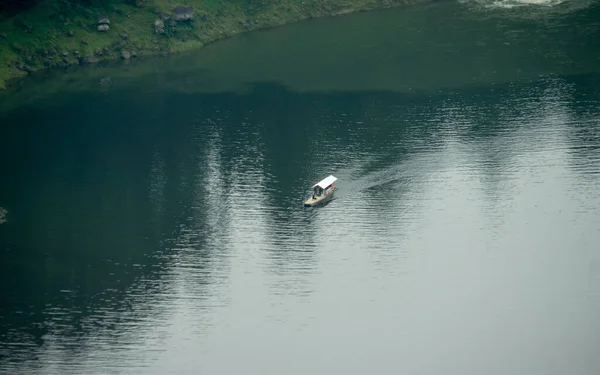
[0,45,599,375]
[0,90,233,369]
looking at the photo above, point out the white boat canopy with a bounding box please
[313,175,337,189]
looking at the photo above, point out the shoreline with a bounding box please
[0,0,430,91]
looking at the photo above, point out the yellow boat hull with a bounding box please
[304,188,336,207]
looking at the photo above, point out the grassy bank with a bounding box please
[0,0,427,90]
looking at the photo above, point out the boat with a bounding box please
[304,175,337,207]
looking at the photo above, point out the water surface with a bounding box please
[1,0,600,374]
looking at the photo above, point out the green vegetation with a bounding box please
[0,0,426,90]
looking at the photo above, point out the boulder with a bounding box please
[154,19,165,34]
[0,207,7,224]
[172,5,194,21]
[16,64,32,73]
[98,24,110,32]
[83,56,99,64]
[98,17,110,25]
[121,50,131,59]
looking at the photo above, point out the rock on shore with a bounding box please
[0,207,7,224]
[173,5,194,21]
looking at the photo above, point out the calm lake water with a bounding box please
[1,0,600,374]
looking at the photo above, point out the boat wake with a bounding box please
[337,161,411,198]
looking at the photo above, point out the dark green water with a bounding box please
[1,0,600,374]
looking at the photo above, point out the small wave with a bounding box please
[462,0,566,8]
[487,0,566,8]
[458,0,595,19]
